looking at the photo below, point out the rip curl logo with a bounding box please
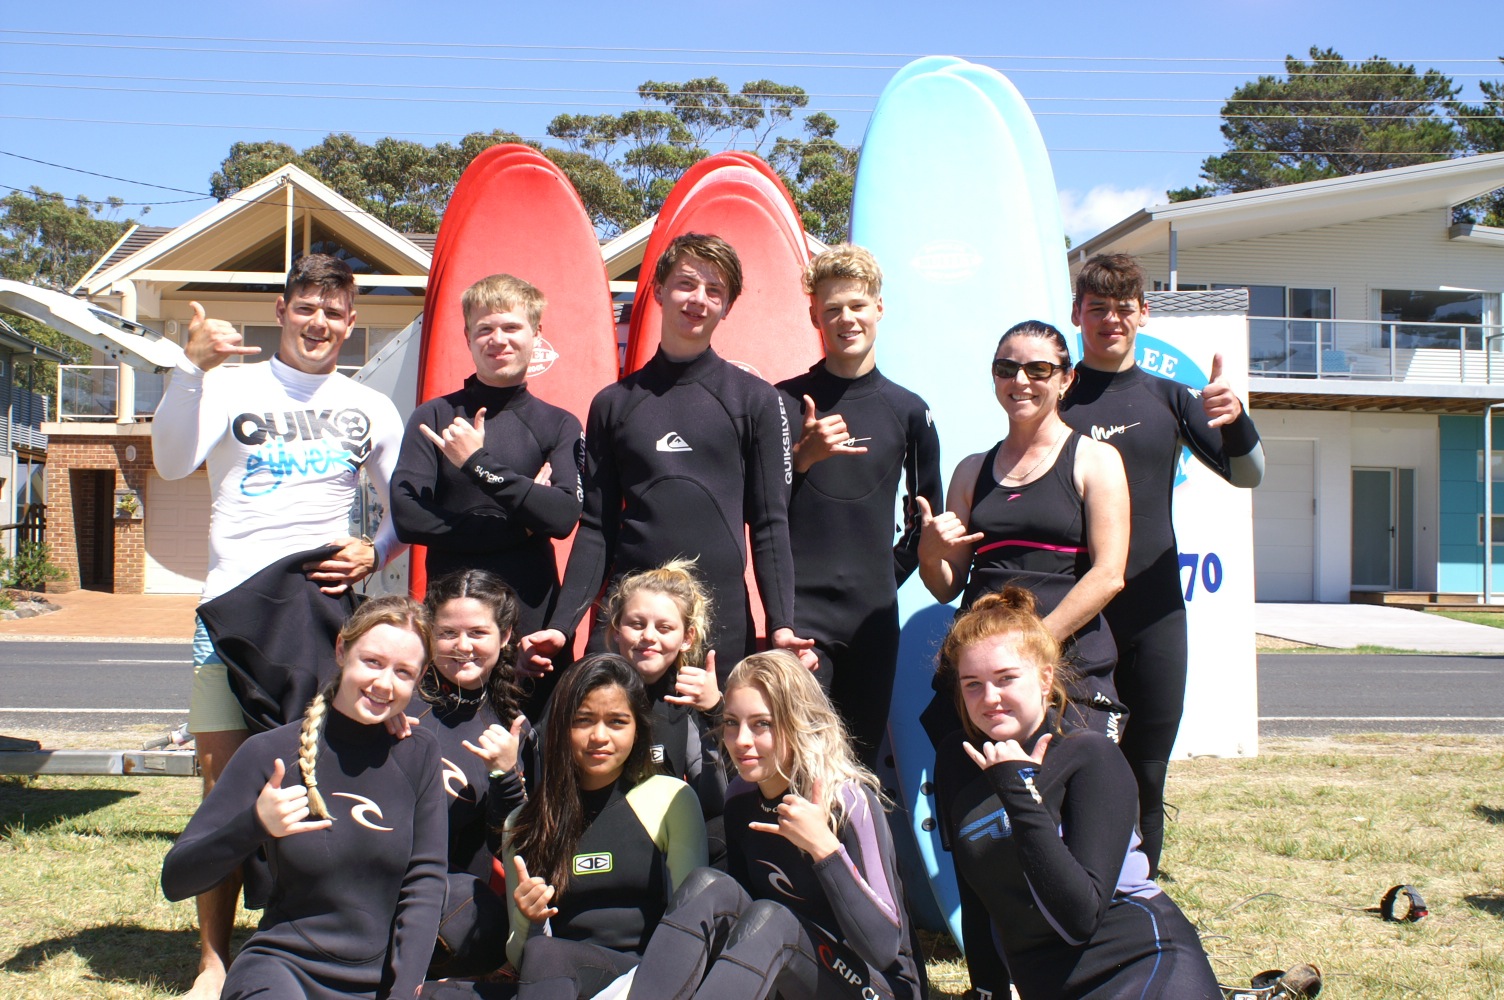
[331,792,393,832]
[572,852,613,875]
[817,942,877,995]
[527,337,560,379]
[656,431,693,453]
[759,860,803,900]
[960,806,1013,842]
[440,757,473,801]
[233,407,372,496]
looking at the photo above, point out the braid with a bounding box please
[299,690,331,820]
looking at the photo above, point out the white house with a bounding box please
[1072,152,1504,603]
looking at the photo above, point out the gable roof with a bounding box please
[74,164,432,295]
[1074,151,1504,261]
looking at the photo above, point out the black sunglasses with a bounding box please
[992,358,1067,381]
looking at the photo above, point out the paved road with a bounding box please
[0,640,189,734]
[1257,652,1504,736]
[2,643,1503,739]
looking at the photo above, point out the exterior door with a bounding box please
[1352,468,1415,590]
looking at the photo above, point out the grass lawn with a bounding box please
[3,734,1502,998]
[1429,609,1504,630]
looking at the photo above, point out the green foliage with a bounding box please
[0,541,67,591]
[770,113,861,244]
[209,130,530,233]
[1183,46,1461,197]
[1454,59,1504,226]
[0,187,126,384]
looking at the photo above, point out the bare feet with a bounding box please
[181,964,226,1000]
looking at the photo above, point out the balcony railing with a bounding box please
[1249,316,1504,383]
[57,365,166,421]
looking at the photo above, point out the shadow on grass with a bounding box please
[2,924,200,988]
[1473,804,1504,825]
[0,785,140,837]
[1466,893,1504,919]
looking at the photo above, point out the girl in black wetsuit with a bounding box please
[933,587,1219,1000]
[501,654,706,999]
[603,559,727,863]
[918,319,1130,736]
[162,596,446,1000]
[418,569,537,978]
[626,650,923,1000]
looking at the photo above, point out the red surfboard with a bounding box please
[414,144,618,599]
[623,152,822,641]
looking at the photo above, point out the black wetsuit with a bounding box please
[419,688,536,978]
[500,774,707,1000]
[962,435,1124,738]
[775,364,942,764]
[162,712,446,1000]
[393,378,583,637]
[549,348,796,678]
[1061,363,1262,873]
[627,782,923,1000]
[935,718,1219,1000]
[645,674,727,865]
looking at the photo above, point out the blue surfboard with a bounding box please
[853,57,1072,946]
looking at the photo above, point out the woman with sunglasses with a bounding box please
[917,320,1130,736]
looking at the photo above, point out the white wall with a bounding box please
[1251,409,1353,602]
[1138,208,1504,324]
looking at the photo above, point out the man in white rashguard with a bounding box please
[152,253,405,1000]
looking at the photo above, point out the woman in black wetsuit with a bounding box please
[500,654,706,999]
[418,569,536,978]
[933,586,1219,999]
[917,319,1130,735]
[625,650,923,1000]
[162,596,446,1000]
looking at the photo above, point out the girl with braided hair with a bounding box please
[933,586,1219,1000]
[163,596,447,1000]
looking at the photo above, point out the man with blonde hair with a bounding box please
[524,233,810,681]
[392,272,583,645]
[775,243,942,764]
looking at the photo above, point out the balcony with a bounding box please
[1250,316,1504,383]
[57,365,165,421]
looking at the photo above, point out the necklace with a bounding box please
[999,428,1068,484]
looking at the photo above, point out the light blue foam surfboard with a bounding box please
[853,57,1072,947]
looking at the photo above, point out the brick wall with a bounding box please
[43,432,155,594]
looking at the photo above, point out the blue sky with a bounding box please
[3,2,1501,244]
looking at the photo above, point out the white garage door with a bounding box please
[145,472,210,594]
[1253,439,1316,601]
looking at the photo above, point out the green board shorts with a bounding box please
[190,616,247,734]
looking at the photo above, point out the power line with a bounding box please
[0,181,207,207]
[2,70,1498,106]
[4,37,1503,77]
[3,29,1503,65]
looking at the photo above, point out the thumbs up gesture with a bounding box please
[183,300,259,372]
[1201,353,1243,428]
[254,758,333,838]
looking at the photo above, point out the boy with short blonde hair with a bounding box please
[775,243,942,765]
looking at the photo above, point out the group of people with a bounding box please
[154,233,1264,1000]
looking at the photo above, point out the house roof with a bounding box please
[0,317,73,362]
[74,164,433,296]
[1073,151,1504,261]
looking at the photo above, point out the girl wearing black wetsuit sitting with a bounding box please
[934,586,1219,999]
[501,654,706,999]
[603,559,727,864]
[162,596,446,1000]
[626,650,923,1000]
[918,319,1130,736]
[418,569,537,978]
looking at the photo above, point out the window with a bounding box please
[1219,284,1334,374]
[226,323,396,373]
[1380,290,1485,351]
[1478,515,1504,545]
